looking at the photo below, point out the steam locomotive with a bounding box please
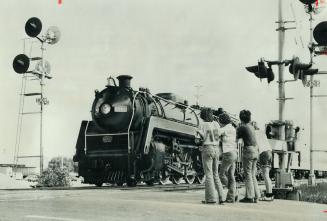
[73,75,327,187]
[73,75,206,186]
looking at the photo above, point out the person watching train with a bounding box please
[218,113,238,203]
[236,110,260,203]
[252,121,274,201]
[197,108,224,204]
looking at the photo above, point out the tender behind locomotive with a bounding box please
[73,75,204,186]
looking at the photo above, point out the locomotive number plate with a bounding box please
[102,135,113,143]
[114,105,127,112]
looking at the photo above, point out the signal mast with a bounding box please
[12,18,60,175]
[246,0,327,197]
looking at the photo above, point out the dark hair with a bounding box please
[200,108,214,122]
[239,110,251,123]
[218,113,231,125]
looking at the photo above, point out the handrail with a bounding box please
[86,132,128,136]
[146,94,163,118]
[127,91,140,153]
[84,121,90,152]
[152,94,191,110]
[137,91,241,127]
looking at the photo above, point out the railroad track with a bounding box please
[28,182,259,192]
[4,178,326,192]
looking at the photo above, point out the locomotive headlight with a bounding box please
[100,103,111,115]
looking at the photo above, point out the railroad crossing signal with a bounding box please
[12,17,60,175]
[299,0,316,4]
[306,21,327,55]
[313,21,327,46]
[13,54,30,74]
[12,18,60,77]
[245,59,275,83]
[25,17,42,38]
[288,57,318,85]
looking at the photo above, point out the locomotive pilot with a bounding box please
[197,108,224,204]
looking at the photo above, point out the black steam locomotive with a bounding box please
[74,75,327,187]
[73,75,205,186]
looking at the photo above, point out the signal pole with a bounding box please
[12,18,60,176]
[308,9,316,186]
[39,43,45,174]
[275,0,295,186]
[277,0,287,173]
[278,0,286,124]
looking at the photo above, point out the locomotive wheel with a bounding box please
[145,180,154,186]
[195,175,205,184]
[95,182,103,187]
[159,170,170,185]
[116,181,124,186]
[127,178,137,187]
[184,175,195,184]
[171,175,183,184]
[183,152,195,184]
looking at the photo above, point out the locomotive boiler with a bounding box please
[73,75,204,186]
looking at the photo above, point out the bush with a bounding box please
[38,167,71,187]
[48,157,76,173]
[298,183,327,204]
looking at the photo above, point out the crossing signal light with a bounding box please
[45,26,61,45]
[13,54,30,74]
[25,17,42,38]
[289,57,311,80]
[299,0,316,4]
[245,60,275,83]
[313,21,327,46]
[289,57,318,85]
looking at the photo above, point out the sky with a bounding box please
[0,0,326,169]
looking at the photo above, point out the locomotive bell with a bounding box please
[117,75,133,88]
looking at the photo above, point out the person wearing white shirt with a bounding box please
[218,113,238,203]
[197,108,224,204]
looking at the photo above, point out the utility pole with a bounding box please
[278,0,285,123]
[277,0,287,172]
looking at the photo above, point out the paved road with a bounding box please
[0,188,326,221]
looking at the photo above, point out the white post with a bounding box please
[40,42,45,175]
[277,0,287,180]
[308,11,316,186]
[278,0,285,123]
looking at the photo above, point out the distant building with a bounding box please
[0,164,37,178]
[0,148,37,177]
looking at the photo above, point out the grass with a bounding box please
[298,182,327,204]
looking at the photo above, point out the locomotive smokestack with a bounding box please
[117,75,133,88]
